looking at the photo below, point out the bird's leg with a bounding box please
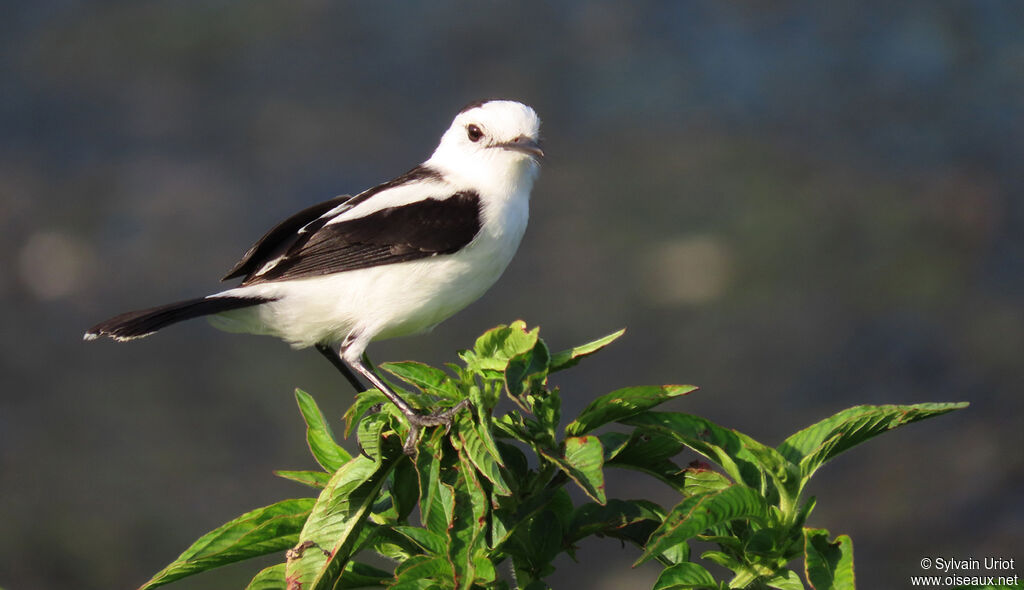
[337,339,469,455]
[315,343,365,393]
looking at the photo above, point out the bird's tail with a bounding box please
[84,295,271,342]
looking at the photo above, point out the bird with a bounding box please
[85,99,543,454]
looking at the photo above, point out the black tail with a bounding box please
[84,296,270,342]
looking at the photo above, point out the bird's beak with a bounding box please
[497,135,544,159]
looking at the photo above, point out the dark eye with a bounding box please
[466,124,483,142]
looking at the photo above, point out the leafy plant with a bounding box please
[136,321,967,590]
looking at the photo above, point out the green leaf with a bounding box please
[274,470,332,489]
[296,389,352,472]
[597,431,632,461]
[652,562,718,589]
[414,431,444,535]
[352,524,418,562]
[392,554,450,588]
[286,453,398,590]
[338,560,393,588]
[462,320,539,372]
[455,416,511,496]
[473,554,497,585]
[767,569,806,590]
[356,411,389,463]
[470,381,501,417]
[343,389,389,437]
[549,328,626,373]
[623,412,788,495]
[245,563,286,590]
[525,508,564,571]
[635,485,769,566]
[439,450,490,589]
[605,429,688,491]
[804,528,854,590]
[540,435,607,504]
[505,339,551,398]
[682,466,733,497]
[139,498,315,589]
[392,525,447,555]
[391,457,420,523]
[567,499,664,545]
[779,403,969,482]
[565,385,698,437]
[382,361,462,400]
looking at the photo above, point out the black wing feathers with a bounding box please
[242,190,482,284]
[222,194,353,281]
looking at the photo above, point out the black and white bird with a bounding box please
[85,99,543,453]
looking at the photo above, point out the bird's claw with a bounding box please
[401,400,472,455]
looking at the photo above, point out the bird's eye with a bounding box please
[466,124,483,142]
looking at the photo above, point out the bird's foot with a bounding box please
[401,400,472,455]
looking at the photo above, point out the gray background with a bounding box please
[3,2,1022,588]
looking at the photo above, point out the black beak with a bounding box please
[497,135,544,159]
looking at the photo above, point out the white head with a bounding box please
[426,100,542,193]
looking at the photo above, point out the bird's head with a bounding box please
[427,100,543,192]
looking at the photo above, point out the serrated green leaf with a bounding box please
[414,431,444,534]
[804,528,854,590]
[549,328,626,372]
[652,562,718,589]
[540,435,606,504]
[566,385,698,436]
[779,403,968,483]
[296,389,352,472]
[357,412,388,463]
[455,416,511,496]
[139,498,314,590]
[635,485,769,566]
[433,481,456,542]
[274,470,332,490]
[245,563,286,590]
[447,450,490,589]
[286,452,398,590]
[382,361,462,400]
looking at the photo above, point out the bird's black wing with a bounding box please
[223,165,445,282]
[240,190,482,285]
[222,194,353,281]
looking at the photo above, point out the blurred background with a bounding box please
[2,1,1022,588]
